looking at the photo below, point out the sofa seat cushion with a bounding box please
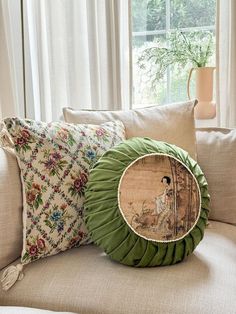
[0,221,235,314]
[0,307,75,314]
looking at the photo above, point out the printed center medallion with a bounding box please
[118,154,201,242]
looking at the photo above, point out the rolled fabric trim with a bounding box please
[85,137,210,267]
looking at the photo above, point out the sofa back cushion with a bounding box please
[0,148,23,269]
[196,127,236,225]
[63,100,197,159]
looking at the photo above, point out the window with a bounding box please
[132,0,216,107]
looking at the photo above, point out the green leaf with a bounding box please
[38,198,43,205]
[22,252,29,262]
[44,220,53,229]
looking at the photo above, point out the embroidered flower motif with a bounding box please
[44,204,72,234]
[96,128,106,137]
[26,191,36,204]
[51,152,61,160]
[25,176,47,210]
[57,221,64,233]
[74,179,83,191]
[55,127,76,147]
[94,127,109,143]
[50,211,62,222]
[15,128,34,152]
[86,149,96,160]
[44,158,56,170]
[21,129,31,139]
[37,238,45,249]
[22,235,47,263]
[29,245,38,256]
[16,137,26,146]
[58,129,69,140]
[82,146,98,167]
[68,230,86,247]
[68,171,88,198]
[61,203,67,210]
[40,149,68,178]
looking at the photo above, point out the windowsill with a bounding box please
[195,117,217,128]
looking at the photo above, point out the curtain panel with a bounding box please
[0,0,25,120]
[0,0,132,122]
[216,0,236,127]
[24,0,132,121]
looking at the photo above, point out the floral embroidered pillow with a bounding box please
[3,118,125,265]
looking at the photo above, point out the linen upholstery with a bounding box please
[63,100,197,159]
[0,149,22,270]
[0,307,75,314]
[0,221,235,314]
[196,127,236,225]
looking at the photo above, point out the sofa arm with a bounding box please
[0,148,23,269]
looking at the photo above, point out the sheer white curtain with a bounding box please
[23,0,132,122]
[216,0,236,127]
[0,0,25,119]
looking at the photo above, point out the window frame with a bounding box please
[132,0,216,106]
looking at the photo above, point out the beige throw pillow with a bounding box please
[196,127,236,225]
[63,100,197,159]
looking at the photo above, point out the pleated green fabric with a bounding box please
[84,138,210,267]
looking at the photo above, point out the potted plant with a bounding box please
[138,31,215,118]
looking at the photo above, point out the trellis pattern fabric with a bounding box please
[2,118,125,264]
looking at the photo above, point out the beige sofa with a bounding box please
[0,127,236,314]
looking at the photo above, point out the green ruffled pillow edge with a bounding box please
[84,137,210,267]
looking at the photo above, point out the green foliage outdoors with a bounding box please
[170,0,216,28]
[132,0,166,33]
[132,0,216,34]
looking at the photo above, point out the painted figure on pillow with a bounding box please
[155,176,174,232]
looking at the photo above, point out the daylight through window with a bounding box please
[132,0,216,107]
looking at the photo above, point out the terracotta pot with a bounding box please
[187,67,216,119]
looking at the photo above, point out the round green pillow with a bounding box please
[84,137,210,267]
